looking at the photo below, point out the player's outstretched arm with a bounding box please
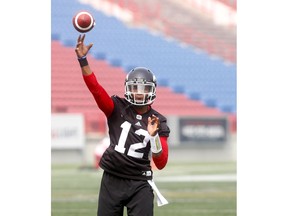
[74,34,114,117]
[75,34,93,76]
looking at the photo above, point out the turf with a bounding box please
[52,162,236,216]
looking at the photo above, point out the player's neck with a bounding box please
[133,105,150,114]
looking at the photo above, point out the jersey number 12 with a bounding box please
[115,121,150,159]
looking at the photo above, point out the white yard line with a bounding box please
[155,174,236,182]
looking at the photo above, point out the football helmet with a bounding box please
[124,67,157,106]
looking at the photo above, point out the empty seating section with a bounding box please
[106,0,236,63]
[51,0,237,133]
[52,41,237,133]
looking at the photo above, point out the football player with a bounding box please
[75,34,170,216]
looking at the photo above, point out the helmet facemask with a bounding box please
[124,67,157,106]
[125,81,156,106]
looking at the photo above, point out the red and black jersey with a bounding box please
[100,96,170,180]
[83,72,170,180]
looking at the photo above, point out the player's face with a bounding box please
[129,84,152,103]
[125,81,156,105]
[130,84,151,93]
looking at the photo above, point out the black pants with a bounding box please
[97,171,154,216]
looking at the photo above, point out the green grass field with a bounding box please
[52,162,236,216]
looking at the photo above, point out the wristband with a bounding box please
[150,133,162,154]
[78,56,88,67]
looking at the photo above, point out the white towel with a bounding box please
[147,179,169,206]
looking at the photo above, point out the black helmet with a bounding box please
[124,67,157,106]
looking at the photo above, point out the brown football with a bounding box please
[72,11,95,33]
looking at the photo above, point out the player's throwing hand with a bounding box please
[75,34,93,58]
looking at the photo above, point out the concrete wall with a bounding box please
[51,134,236,165]
[51,114,237,165]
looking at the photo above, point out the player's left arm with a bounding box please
[152,136,168,170]
[147,115,169,170]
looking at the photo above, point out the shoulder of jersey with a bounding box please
[150,108,167,121]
